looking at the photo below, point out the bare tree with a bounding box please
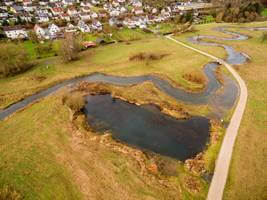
[60,32,82,62]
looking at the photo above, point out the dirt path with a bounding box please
[165,35,248,200]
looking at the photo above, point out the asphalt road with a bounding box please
[166,35,248,200]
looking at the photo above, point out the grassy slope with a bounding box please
[0,35,211,109]
[175,22,267,200]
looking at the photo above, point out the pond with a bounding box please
[84,95,210,161]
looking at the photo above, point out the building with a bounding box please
[3,26,28,39]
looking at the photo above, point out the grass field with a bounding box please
[174,21,267,200]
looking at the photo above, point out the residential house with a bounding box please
[79,12,91,21]
[48,23,60,38]
[51,7,64,16]
[77,20,90,33]
[131,0,142,8]
[0,9,8,18]
[3,0,14,6]
[91,20,102,32]
[10,5,24,13]
[34,24,50,39]
[132,7,143,15]
[81,6,90,13]
[60,13,71,21]
[65,23,78,33]
[39,0,49,6]
[80,1,92,7]
[37,13,50,23]
[91,0,100,6]
[3,26,28,39]
[67,7,79,16]
[62,0,76,6]
[90,12,98,19]
[23,0,32,6]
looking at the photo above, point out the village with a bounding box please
[0,0,215,40]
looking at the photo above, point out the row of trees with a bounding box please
[213,1,265,23]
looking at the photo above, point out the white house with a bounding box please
[77,20,90,33]
[34,24,50,40]
[91,20,102,32]
[132,7,143,15]
[51,7,64,16]
[65,23,78,33]
[81,1,92,7]
[67,7,79,16]
[79,12,91,21]
[60,13,71,21]
[37,14,50,23]
[81,6,91,13]
[48,23,60,38]
[3,26,28,39]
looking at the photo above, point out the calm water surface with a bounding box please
[84,95,210,160]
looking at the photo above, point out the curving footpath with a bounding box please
[165,35,248,200]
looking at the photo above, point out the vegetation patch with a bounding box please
[182,69,207,85]
[260,8,267,17]
[214,1,264,23]
[0,43,33,78]
[62,91,86,114]
[0,186,22,200]
[129,52,169,62]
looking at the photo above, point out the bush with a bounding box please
[129,52,168,61]
[36,42,54,58]
[0,186,22,200]
[182,70,206,85]
[0,43,31,77]
[62,92,86,113]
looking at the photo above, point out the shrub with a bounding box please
[129,52,168,62]
[36,42,54,58]
[0,186,22,200]
[182,70,206,85]
[62,92,86,113]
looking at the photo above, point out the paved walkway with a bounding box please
[165,35,248,200]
